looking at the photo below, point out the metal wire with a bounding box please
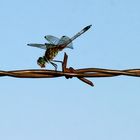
[0,53,140,86]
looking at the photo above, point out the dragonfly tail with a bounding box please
[65,25,92,46]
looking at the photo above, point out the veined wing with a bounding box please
[45,35,73,49]
[58,36,73,49]
[27,43,46,49]
[27,43,57,50]
[44,35,60,45]
[28,25,91,50]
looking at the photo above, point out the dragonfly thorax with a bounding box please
[37,48,60,68]
[45,47,60,61]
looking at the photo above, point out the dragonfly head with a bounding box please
[37,57,46,68]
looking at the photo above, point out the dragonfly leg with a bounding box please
[50,61,58,71]
[52,60,63,64]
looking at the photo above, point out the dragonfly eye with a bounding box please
[37,57,46,68]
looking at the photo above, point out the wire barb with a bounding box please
[0,53,140,87]
[61,53,94,86]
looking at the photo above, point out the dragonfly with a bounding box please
[27,25,92,70]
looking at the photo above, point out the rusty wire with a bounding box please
[0,53,140,86]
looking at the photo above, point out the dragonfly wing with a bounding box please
[27,43,59,50]
[58,36,73,49]
[27,43,46,50]
[44,35,60,45]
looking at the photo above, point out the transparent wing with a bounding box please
[44,35,60,45]
[27,43,46,50]
[27,43,60,50]
[58,36,73,49]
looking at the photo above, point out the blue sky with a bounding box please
[0,0,140,140]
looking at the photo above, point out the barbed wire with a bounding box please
[0,53,140,86]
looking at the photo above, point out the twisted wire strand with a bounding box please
[0,53,139,86]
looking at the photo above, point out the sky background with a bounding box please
[0,0,140,140]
